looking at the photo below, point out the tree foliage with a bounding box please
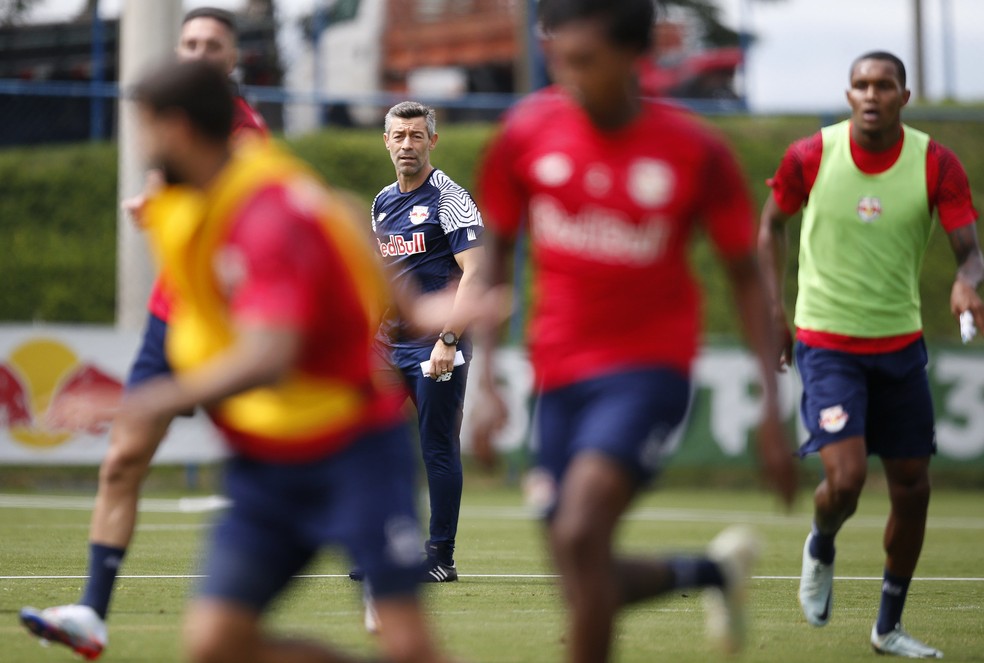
[663,0,785,48]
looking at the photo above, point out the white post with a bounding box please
[116,0,182,330]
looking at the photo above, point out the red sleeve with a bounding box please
[767,133,822,215]
[927,140,978,232]
[699,135,756,258]
[478,119,527,239]
[147,278,173,321]
[224,187,320,329]
[232,97,269,139]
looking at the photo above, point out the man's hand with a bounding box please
[427,340,457,379]
[122,170,165,228]
[756,408,797,509]
[951,277,984,339]
[45,385,122,434]
[773,305,794,371]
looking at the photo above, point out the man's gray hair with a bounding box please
[384,101,437,137]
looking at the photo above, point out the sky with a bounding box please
[19,0,984,112]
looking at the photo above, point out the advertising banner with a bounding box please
[2,326,982,468]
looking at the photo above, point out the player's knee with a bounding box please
[828,483,862,516]
[182,608,248,663]
[889,472,930,512]
[381,634,436,663]
[99,443,149,489]
[375,603,441,663]
[183,621,228,663]
[826,464,865,509]
[550,513,605,564]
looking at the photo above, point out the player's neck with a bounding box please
[397,164,434,193]
[585,84,642,132]
[851,122,903,153]
[187,147,232,190]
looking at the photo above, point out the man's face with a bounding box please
[136,104,187,184]
[544,19,639,125]
[177,17,238,75]
[846,59,910,134]
[384,116,437,178]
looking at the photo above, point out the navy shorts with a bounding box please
[795,339,936,459]
[534,367,691,494]
[126,312,172,389]
[199,423,422,611]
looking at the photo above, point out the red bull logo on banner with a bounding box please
[0,338,122,448]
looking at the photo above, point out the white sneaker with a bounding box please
[799,533,834,626]
[871,624,943,658]
[20,604,107,660]
[703,525,761,655]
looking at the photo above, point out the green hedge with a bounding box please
[2,116,981,340]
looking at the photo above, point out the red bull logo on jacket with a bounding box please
[377,233,427,258]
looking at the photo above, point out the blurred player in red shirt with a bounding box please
[27,60,455,663]
[21,9,269,660]
[472,0,796,661]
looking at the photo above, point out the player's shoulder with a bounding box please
[498,86,576,134]
[789,131,823,157]
[372,181,400,204]
[431,169,481,227]
[926,136,964,167]
[639,99,737,156]
[430,169,472,198]
[769,130,821,170]
[227,182,302,248]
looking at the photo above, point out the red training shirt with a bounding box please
[479,88,756,390]
[208,182,401,461]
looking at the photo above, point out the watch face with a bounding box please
[442,331,457,345]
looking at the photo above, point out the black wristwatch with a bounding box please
[439,330,459,346]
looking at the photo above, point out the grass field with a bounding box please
[1,482,982,662]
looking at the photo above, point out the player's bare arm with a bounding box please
[947,222,984,331]
[757,195,797,370]
[722,249,797,507]
[427,245,487,378]
[467,232,514,468]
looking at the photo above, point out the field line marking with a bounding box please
[1,494,982,530]
[3,573,983,581]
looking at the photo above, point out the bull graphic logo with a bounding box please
[0,338,123,448]
[819,404,849,434]
[409,206,430,225]
[857,196,882,223]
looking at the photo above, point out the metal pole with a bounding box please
[941,0,956,101]
[312,3,329,126]
[89,0,105,141]
[737,0,752,110]
[913,0,926,101]
[116,0,181,330]
[527,0,549,90]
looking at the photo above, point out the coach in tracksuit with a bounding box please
[367,100,484,582]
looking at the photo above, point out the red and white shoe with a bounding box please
[20,604,107,660]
